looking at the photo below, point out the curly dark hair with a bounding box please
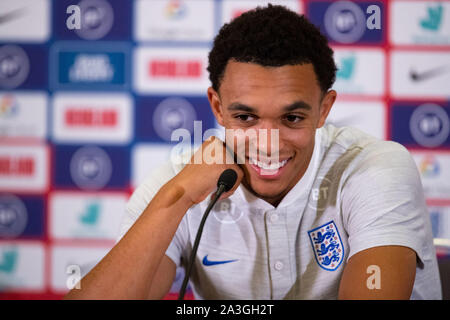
[207,4,337,94]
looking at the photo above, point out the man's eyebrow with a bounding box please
[226,100,312,113]
[283,101,312,112]
[227,103,256,113]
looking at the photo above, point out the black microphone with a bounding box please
[178,169,238,300]
[216,168,238,193]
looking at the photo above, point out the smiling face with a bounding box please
[208,60,336,206]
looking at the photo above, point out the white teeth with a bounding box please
[250,158,289,170]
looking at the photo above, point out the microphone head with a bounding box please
[217,169,238,192]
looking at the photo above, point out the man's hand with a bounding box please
[170,136,244,205]
[63,136,243,300]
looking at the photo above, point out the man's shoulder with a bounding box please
[319,124,416,178]
[321,124,409,160]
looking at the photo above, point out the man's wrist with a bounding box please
[160,179,196,210]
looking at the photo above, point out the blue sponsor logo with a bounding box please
[0,194,45,239]
[135,96,216,143]
[74,0,114,40]
[0,45,29,89]
[0,44,47,89]
[53,145,129,190]
[53,0,131,40]
[70,145,113,190]
[50,42,130,90]
[308,1,384,44]
[391,102,450,148]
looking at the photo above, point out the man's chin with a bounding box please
[242,178,288,205]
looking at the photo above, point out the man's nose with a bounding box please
[251,122,283,158]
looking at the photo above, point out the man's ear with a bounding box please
[207,87,225,126]
[317,89,337,128]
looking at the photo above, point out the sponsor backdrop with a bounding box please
[0,0,449,299]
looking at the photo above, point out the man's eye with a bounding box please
[235,114,255,122]
[284,115,304,123]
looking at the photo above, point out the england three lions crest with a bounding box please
[308,221,344,271]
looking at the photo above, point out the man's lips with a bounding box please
[246,156,293,178]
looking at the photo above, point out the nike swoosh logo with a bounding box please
[0,7,27,25]
[202,255,238,266]
[409,65,450,82]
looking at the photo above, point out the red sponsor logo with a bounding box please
[64,108,117,128]
[149,59,202,78]
[0,156,35,176]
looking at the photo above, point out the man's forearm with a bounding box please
[64,180,193,299]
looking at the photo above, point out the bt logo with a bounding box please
[0,45,30,89]
[0,195,27,238]
[70,146,112,190]
[324,1,381,44]
[410,104,450,148]
[153,97,197,142]
[308,177,332,211]
[213,199,243,224]
[66,0,114,40]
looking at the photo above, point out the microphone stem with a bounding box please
[178,184,226,300]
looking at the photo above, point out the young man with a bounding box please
[65,5,441,300]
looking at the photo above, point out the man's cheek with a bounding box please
[224,129,257,163]
[284,129,315,150]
